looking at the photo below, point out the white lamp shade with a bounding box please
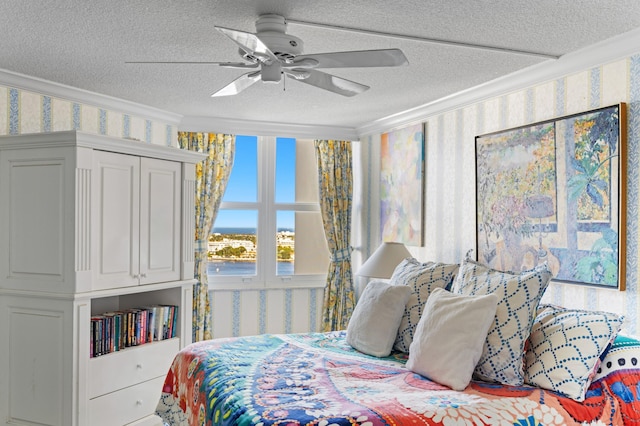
[358,242,411,279]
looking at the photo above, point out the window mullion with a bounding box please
[259,136,277,281]
[219,201,259,210]
[274,202,320,211]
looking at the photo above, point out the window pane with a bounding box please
[275,137,295,203]
[276,211,329,275]
[223,135,257,202]
[294,140,319,203]
[209,210,257,276]
[276,211,295,275]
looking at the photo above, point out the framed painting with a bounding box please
[475,103,626,289]
[380,122,425,246]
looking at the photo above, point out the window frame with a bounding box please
[207,135,327,290]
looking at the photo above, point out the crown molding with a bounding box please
[178,115,358,141]
[356,26,640,137]
[0,130,205,163]
[0,68,183,125]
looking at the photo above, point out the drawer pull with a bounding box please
[136,363,143,369]
[136,400,143,406]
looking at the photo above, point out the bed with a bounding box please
[156,258,640,426]
[156,330,640,426]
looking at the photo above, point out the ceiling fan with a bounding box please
[129,14,409,97]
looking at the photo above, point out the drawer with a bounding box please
[89,338,179,398]
[127,414,164,426]
[89,376,165,426]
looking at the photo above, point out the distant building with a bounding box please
[208,231,294,259]
[277,231,295,248]
[208,237,256,259]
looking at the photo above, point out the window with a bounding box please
[207,135,330,289]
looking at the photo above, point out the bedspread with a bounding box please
[156,331,632,426]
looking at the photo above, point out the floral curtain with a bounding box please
[314,139,355,331]
[179,132,235,342]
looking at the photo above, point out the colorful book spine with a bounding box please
[89,305,179,357]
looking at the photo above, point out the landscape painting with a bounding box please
[475,103,626,289]
[380,123,425,246]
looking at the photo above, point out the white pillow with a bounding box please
[346,280,411,357]
[406,288,498,390]
[524,304,624,401]
[390,258,459,353]
[452,258,552,385]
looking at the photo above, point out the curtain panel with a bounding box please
[178,132,235,342]
[314,139,355,331]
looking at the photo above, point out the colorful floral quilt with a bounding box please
[156,331,640,426]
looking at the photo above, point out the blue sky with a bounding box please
[213,135,295,229]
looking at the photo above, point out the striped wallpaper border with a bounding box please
[0,85,177,145]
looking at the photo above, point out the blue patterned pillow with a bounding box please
[593,334,640,381]
[452,258,551,385]
[391,258,459,353]
[524,304,624,401]
[587,335,640,418]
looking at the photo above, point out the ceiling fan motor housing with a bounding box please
[254,14,304,61]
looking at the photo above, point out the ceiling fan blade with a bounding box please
[291,48,408,69]
[211,71,262,97]
[284,68,311,80]
[215,26,278,64]
[218,62,259,69]
[125,61,258,69]
[292,69,369,97]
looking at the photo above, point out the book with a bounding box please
[89,305,179,356]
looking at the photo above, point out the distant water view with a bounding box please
[212,227,294,234]
[213,227,256,235]
[207,260,294,276]
[208,227,295,276]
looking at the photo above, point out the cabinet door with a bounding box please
[139,158,181,284]
[93,151,140,290]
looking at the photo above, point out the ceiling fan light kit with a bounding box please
[261,61,282,83]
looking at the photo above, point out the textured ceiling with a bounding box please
[2,1,640,129]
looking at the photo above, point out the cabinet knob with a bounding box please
[136,363,143,369]
[140,273,147,278]
[132,274,139,279]
[136,400,143,406]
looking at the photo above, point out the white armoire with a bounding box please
[0,131,205,426]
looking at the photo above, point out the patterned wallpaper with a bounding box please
[210,288,324,337]
[360,54,640,335]
[0,85,176,145]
